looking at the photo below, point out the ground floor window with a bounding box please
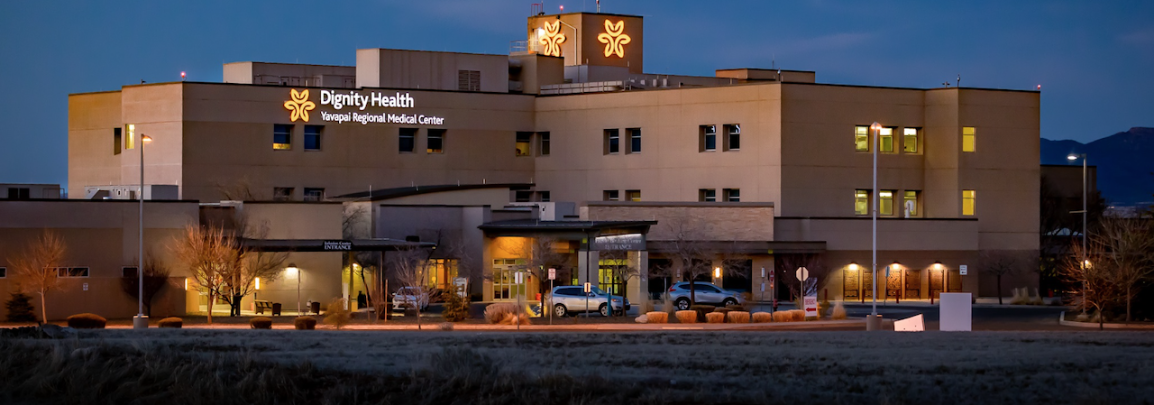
[424,259,458,290]
[492,259,527,300]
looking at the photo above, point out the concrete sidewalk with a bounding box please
[101,319,865,331]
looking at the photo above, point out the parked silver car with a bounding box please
[549,286,629,317]
[668,282,743,310]
[392,286,429,311]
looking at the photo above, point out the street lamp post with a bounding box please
[867,122,882,331]
[1067,153,1088,313]
[133,134,153,330]
[286,264,300,315]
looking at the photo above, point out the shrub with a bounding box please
[819,300,831,317]
[294,317,317,330]
[438,322,454,331]
[831,301,847,320]
[323,299,351,330]
[442,292,470,322]
[484,303,528,325]
[66,313,106,329]
[752,312,773,323]
[674,310,697,324]
[790,309,806,322]
[5,292,36,323]
[250,317,273,329]
[772,311,791,322]
[690,305,715,322]
[646,311,668,324]
[157,317,183,328]
[639,300,655,314]
[739,292,757,312]
[705,313,725,323]
[727,311,750,323]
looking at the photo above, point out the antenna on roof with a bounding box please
[597,0,601,12]
[956,74,961,87]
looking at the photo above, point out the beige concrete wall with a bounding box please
[511,54,565,94]
[68,91,123,199]
[774,218,979,251]
[582,202,774,242]
[224,62,356,87]
[376,188,511,207]
[534,83,783,205]
[356,49,509,92]
[0,200,198,321]
[120,83,185,197]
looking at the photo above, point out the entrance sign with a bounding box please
[593,234,644,251]
[895,314,925,332]
[323,240,352,251]
[959,265,968,276]
[803,296,818,318]
[940,293,973,331]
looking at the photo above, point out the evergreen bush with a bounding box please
[5,292,36,323]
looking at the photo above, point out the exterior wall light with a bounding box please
[848,263,859,271]
[255,277,261,290]
[932,261,944,271]
[714,267,721,278]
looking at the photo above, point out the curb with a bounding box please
[1058,311,1154,329]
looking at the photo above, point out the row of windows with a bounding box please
[698,188,741,202]
[603,128,643,155]
[273,124,325,151]
[513,190,551,202]
[603,190,642,202]
[852,189,976,216]
[700,124,741,152]
[516,132,551,156]
[274,187,326,201]
[854,126,976,153]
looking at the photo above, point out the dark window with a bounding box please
[273,124,292,150]
[0,267,6,278]
[122,267,138,278]
[113,128,122,155]
[56,267,89,277]
[723,188,741,202]
[273,187,294,201]
[538,191,551,202]
[724,124,740,151]
[399,128,417,153]
[539,132,551,156]
[457,70,481,91]
[303,188,325,201]
[604,129,619,154]
[515,190,532,202]
[304,126,322,150]
[603,190,619,201]
[7,188,30,200]
[427,129,445,153]
[516,132,532,156]
[627,128,641,153]
[701,125,716,152]
[699,189,716,202]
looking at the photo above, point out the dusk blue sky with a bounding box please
[1,0,1151,186]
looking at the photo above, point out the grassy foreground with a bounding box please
[2,329,1153,404]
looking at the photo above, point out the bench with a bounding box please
[255,300,280,316]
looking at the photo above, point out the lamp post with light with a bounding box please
[867,122,882,331]
[1067,153,1088,313]
[287,264,300,315]
[133,134,153,330]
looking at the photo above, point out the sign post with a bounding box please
[548,268,556,325]
[769,268,777,312]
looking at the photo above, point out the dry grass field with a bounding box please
[2,329,1153,404]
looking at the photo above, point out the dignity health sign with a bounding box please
[284,89,446,126]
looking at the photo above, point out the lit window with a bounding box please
[724,124,740,151]
[627,128,642,154]
[879,190,895,216]
[962,127,976,152]
[701,125,716,152]
[539,132,551,156]
[303,188,325,202]
[399,128,416,153]
[274,187,294,201]
[855,126,869,152]
[962,190,976,216]
[273,124,292,150]
[880,127,895,153]
[626,190,641,201]
[903,190,920,217]
[605,129,620,154]
[855,189,869,215]
[516,132,532,156]
[723,188,740,202]
[603,190,619,201]
[903,128,919,153]
[126,124,136,150]
[699,189,716,202]
[304,126,322,151]
[113,128,122,155]
[427,129,445,153]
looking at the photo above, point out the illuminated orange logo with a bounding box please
[539,21,567,57]
[597,19,631,58]
[284,89,315,122]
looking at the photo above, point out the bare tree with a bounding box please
[218,217,288,317]
[120,251,172,317]
[776,253,829,303]
[597,248,639,316]
[979,250,1032,305]
[11,230,67,323]
[501,236,571,314]
[215,176,260,201]
[1096,216,1154,322]
[388,245,437,330]
[171,225,234,324]
[659,214,714,308]
[343,204,371,239]
[1062,240,1119,329]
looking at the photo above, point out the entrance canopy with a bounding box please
[239,238,434,252]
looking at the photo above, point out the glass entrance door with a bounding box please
[492,259,526,301]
